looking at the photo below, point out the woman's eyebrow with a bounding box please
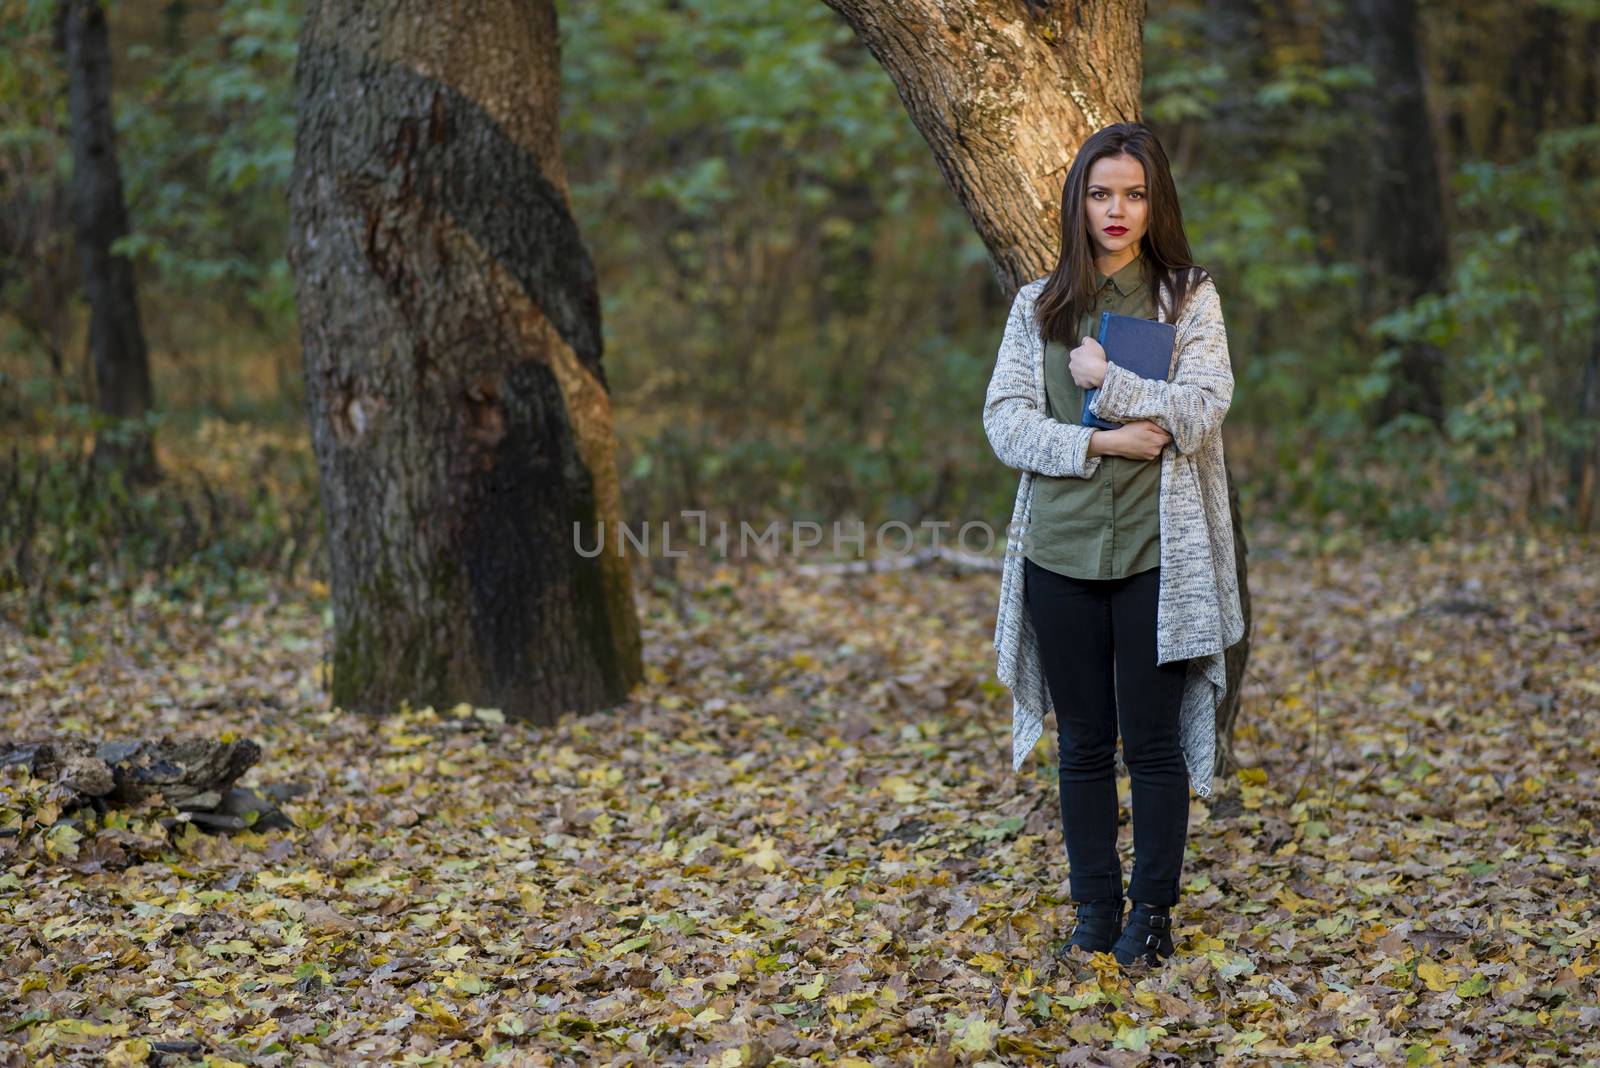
[1087,183,1147,191]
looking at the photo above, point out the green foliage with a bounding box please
[0,409,323,636]
[110,0,301,324]
[1148,2,1600,539]
[558,0,1000,534]
[0,0,303,415]
[0,1,76,386]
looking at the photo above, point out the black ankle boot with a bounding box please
[1058,897,1125,956]
[1112,901,1175,965]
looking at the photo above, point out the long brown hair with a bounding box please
[1033,122,1210,344]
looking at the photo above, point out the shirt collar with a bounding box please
[1095,251,1145,297]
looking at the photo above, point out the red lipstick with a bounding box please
[1104,226,1128,235]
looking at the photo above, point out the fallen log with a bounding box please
[791,545,1004,576]
[0,735,294,832]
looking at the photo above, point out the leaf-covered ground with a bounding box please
[3,520,1598,1065]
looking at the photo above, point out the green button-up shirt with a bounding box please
[1023,252,1164,580]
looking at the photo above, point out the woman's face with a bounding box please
[1084,153,1149,259]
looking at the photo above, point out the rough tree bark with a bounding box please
[58,0,157,484]
[818,0,1254,780]
[288,0,642,724]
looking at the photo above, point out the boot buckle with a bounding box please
[1145,933,1160,949]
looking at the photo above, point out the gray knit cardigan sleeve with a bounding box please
[981,282,1104,480]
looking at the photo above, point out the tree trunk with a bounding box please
[1367,0,1450,426]
[819,0,1254,779]
[59,0,158,484]
[817,0,1145,292]
[288,0,642,724]
[1344,0,1451,426]
[1488,3,1565,164]
[1572,264,1600,533]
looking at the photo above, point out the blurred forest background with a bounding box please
[2,0,1598,617]
[4,3,1600,1062]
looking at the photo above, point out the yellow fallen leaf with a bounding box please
[877,776,920,803]
[745,835,783,873]
[45,823,82,861]
[53,1019,129,1038]
[414,999,464,1033]
[794,975,826,1000]
[105,1039,151,1068]
[1416,960,1453,992]
[1113,1022,1167,1052]
[948,1014,996,1054]
[444,971,490,996]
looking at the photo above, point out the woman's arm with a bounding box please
[982,285,1105,479]
[1087,277,1233,455]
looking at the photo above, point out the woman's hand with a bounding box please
[1069,335,1110,389]
[1101,420,1172,461]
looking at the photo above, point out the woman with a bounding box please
[982,122,1245,967]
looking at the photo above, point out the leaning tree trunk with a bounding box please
[819,0,1254,777]
[59,0,157,484]
[288,0,642,723]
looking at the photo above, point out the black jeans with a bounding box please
[1023,557,1190,907]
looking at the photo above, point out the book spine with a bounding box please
[1081,311,1117,430]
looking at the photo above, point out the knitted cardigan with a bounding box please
[982,272,1245,797]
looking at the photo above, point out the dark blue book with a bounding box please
[1080,311,1178,430]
